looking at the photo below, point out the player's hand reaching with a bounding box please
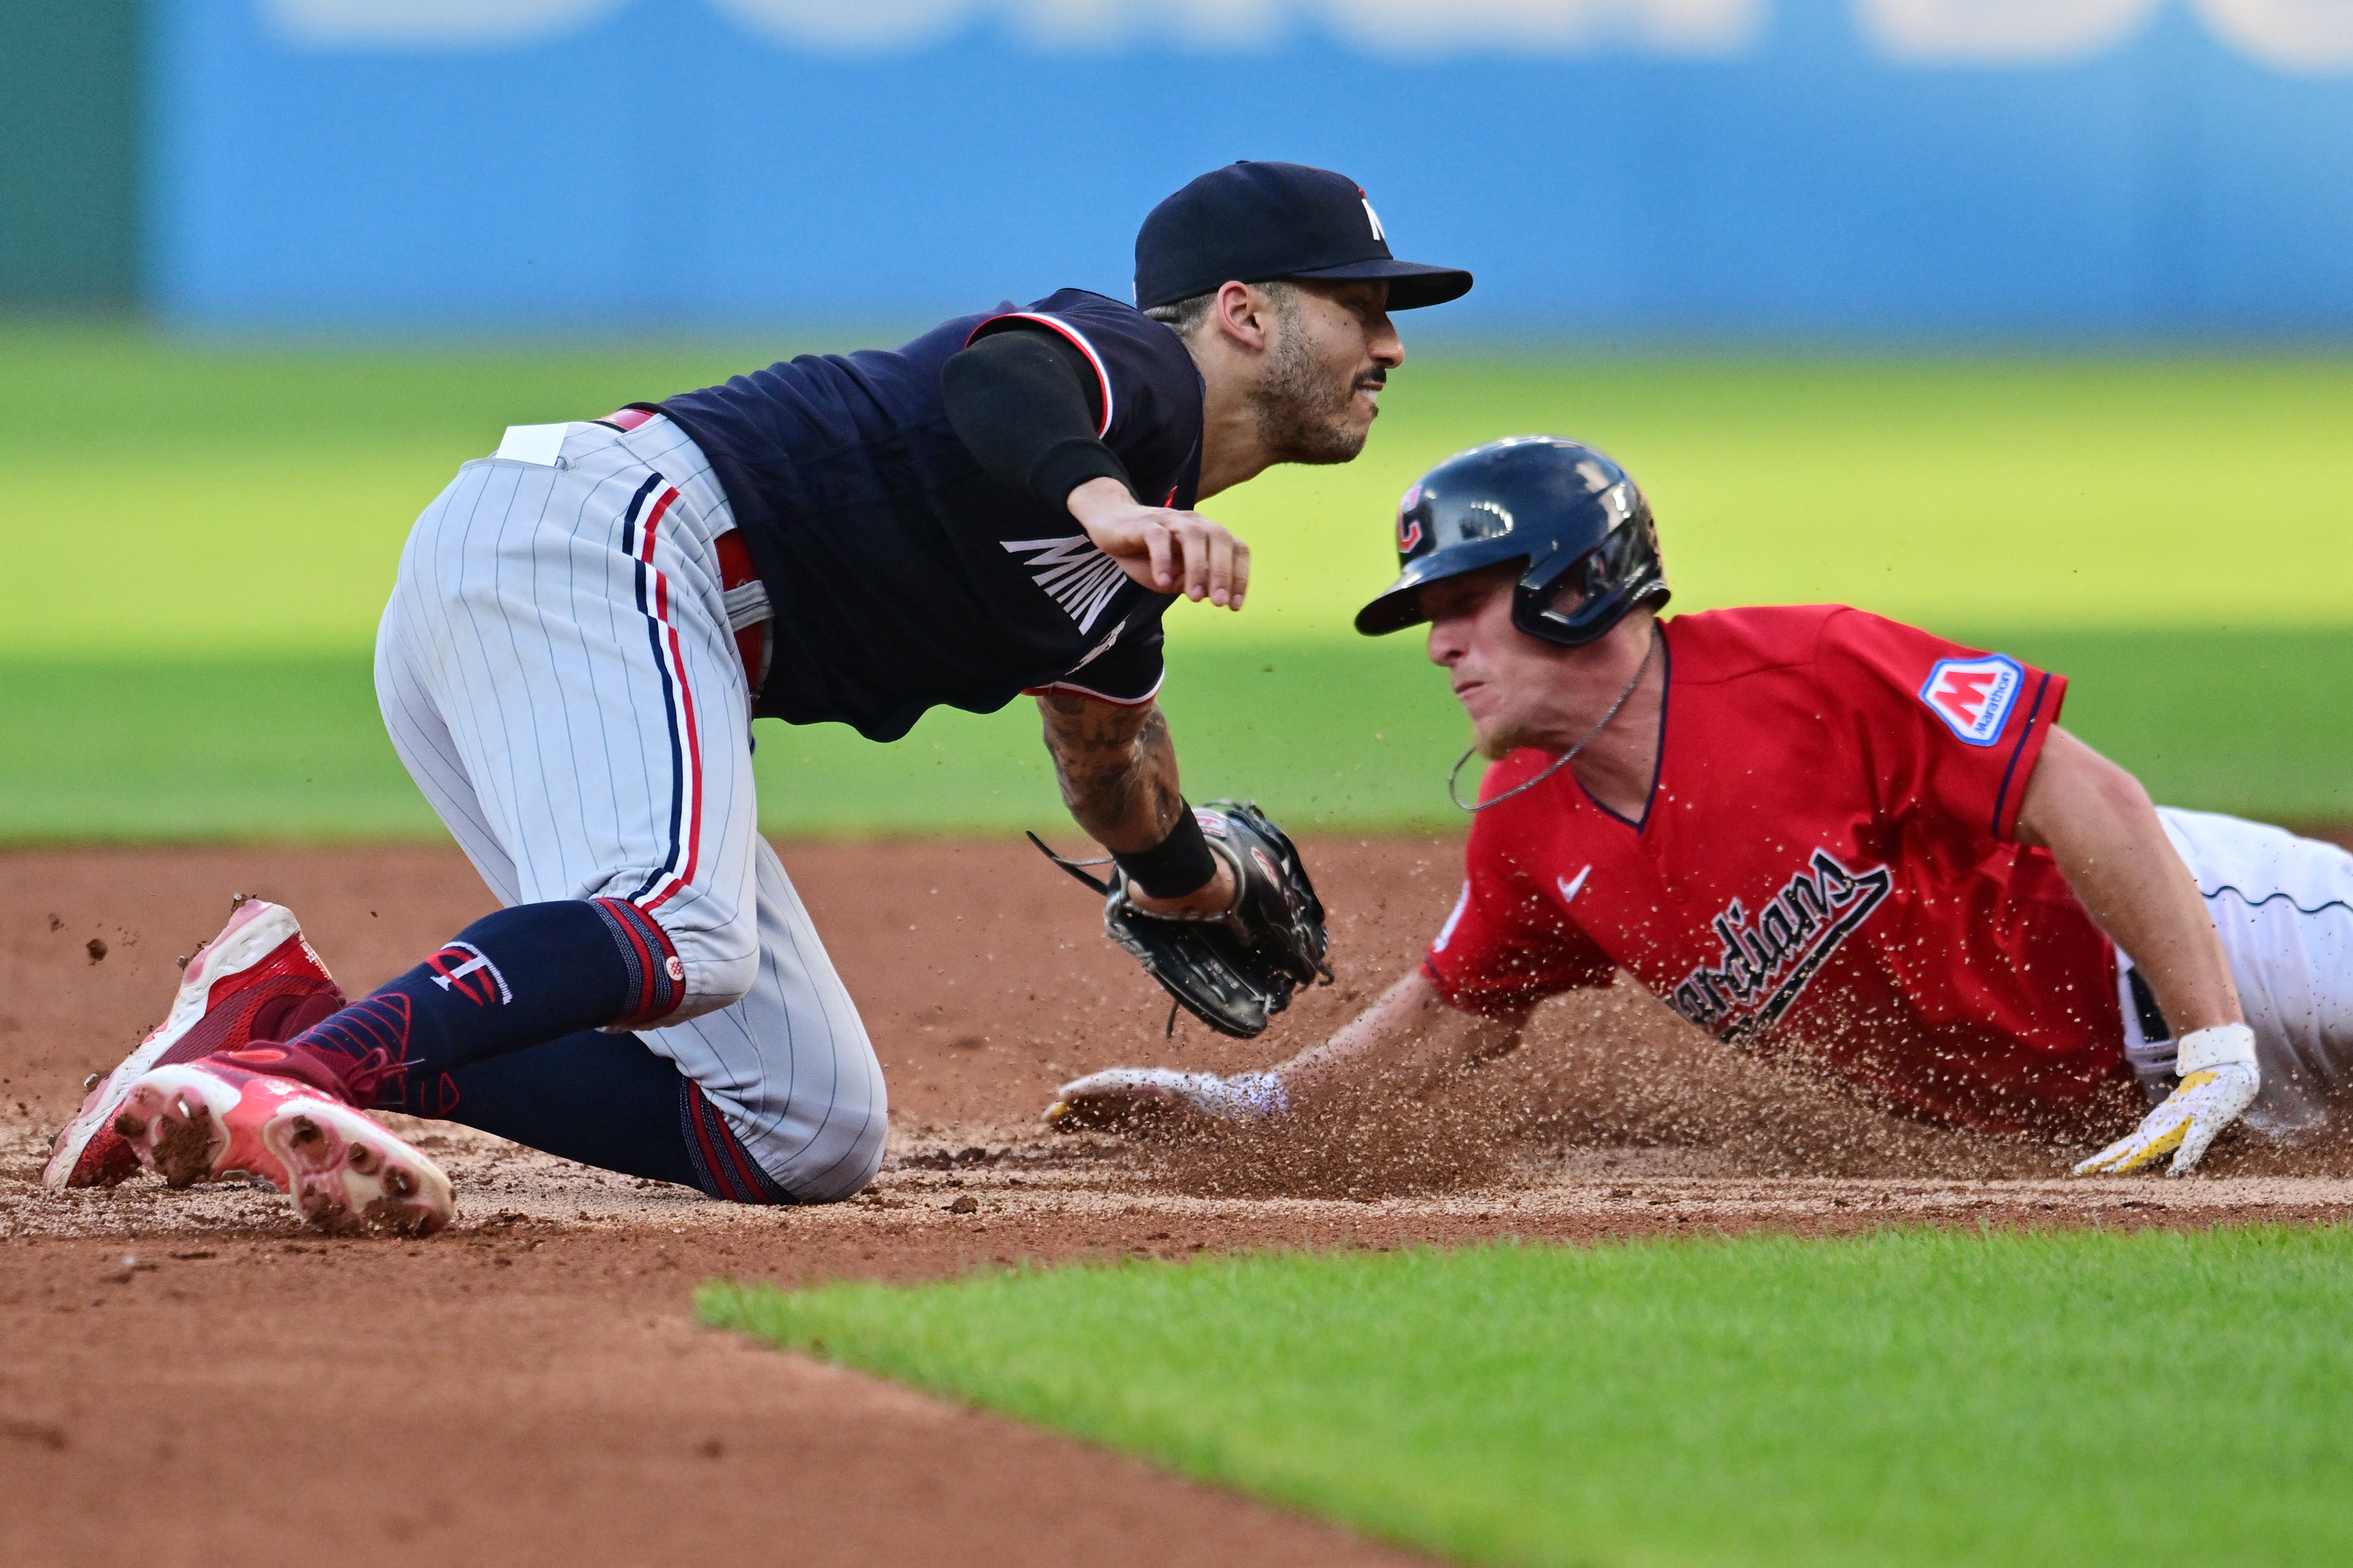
[1045,1067,1289,1132]
[2073,1026,2260,1176]
[1067,477,1250,609]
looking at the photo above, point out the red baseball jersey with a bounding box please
[1423,606,2129,1133]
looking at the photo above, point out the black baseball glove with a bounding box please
[1029,800,1333,1038]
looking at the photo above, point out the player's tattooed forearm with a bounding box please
[1039,698,1184,849]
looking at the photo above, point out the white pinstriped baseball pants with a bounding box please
[2116,808,2353,1137]
[375,415,887,1200]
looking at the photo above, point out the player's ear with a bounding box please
[1547,574,1590,616]
[1212,280,1273,353]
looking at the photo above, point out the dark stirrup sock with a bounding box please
[281,899,682,1118]
[441,1030,794,1203]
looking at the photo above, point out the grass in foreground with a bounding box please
[702,1227,2353,1568]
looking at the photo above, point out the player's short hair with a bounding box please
[1142,278,1301,339]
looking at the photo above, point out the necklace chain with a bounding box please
[1445,625,1661,814]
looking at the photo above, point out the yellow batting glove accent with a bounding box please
[2081,1119,2189,1175]
[2071,1061,2258,1178]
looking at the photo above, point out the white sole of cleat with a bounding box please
[263,1101,455,1237]
[42,900,316,1190]
[112,1066,244,1188]
[113,1063,455,1237]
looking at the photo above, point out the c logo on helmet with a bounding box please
[1394,482,1426,554]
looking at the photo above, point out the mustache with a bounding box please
[1354,367,1388,390]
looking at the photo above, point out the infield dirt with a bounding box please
[7,837,2352,1567]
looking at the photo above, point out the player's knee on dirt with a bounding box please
[784,1115,889,1205]
[714,1026,889,1206]
[682,1069,885,1205]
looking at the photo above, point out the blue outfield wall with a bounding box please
[152,0,2353,333]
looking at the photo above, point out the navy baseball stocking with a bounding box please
[256,898,792,1203]
[277,898,680,1118]
[434,1030,792,1203]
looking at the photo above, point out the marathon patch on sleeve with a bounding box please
[1918,653,2025,747]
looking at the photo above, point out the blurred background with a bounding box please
[5,0,2350,841]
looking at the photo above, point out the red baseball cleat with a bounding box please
[43,896,345,1190]
[111,1056,455,1237]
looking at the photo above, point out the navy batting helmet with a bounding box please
[1353,435,1669,646]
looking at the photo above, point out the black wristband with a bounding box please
[1113,802,1218,899]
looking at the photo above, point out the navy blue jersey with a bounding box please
[657,290,1204,742]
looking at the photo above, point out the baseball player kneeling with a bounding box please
[1053,436,2353,1175]
[40,163,1471,1232]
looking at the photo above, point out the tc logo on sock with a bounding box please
[424,941,512,1007]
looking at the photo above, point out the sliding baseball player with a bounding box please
[1053,436,2353,1173]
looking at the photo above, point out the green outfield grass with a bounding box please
[6,625,2350,841]
[703,1226,2353,1568]
[5,325,2348,839]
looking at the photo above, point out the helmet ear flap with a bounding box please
[1511,542,1597,646]
[1511,512,1670,648]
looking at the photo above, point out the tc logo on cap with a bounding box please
[1361,194,1386,242]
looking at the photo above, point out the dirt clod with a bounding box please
[3,1419,68,1451]
[148,1103,218,1186]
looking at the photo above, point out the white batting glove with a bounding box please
[2073,1025,2259,1176]
[1045,1067,1288,1132]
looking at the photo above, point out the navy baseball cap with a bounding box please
[1135,162,1472,312]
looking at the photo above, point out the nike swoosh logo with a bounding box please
[1558,865,1592,904]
